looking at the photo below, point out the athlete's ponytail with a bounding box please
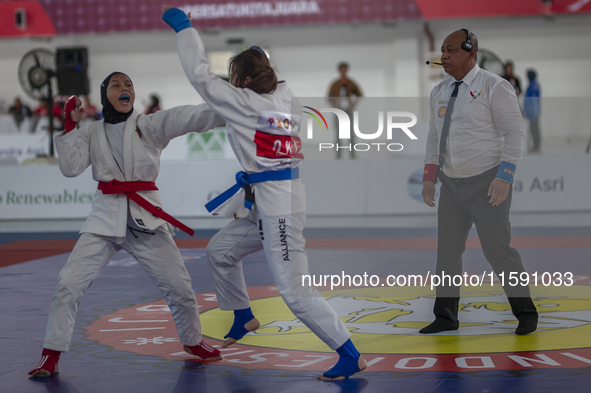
[229,48,278,94]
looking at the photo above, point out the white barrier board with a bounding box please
[0,155,589,222]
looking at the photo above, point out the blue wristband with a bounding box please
[496,161,516,183]
[162,8,192,33]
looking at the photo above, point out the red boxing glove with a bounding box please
[63,95,78,133]
[423,164,439,183]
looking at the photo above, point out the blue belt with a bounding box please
[205,167,299,213]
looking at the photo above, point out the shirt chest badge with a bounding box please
[470,90,482,102]
[438,106,446,118]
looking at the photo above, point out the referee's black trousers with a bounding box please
[433,166,538,326]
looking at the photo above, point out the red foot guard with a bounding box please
[29,348,61,378]
[183,341,222,361]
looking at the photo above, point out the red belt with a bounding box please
[98,179,194,236]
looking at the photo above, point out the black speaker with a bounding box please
[14,9,27,30]
[56,47,90,96]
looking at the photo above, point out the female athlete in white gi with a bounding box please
[29,72,225,378]
[163,7,367,381]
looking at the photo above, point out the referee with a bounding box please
[420,29,538,335]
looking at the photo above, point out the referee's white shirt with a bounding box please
[424,63,525,179]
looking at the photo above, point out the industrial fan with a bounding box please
[18,48,58,101]
[17,48,59,156]
[478,48,505,76]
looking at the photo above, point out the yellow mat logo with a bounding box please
[86,281,591,372]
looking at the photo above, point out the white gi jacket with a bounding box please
[54,105,225,237]
[175,28,306,218]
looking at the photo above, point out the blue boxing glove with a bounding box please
[162,8,192,33]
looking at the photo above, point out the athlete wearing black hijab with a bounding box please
[28,72,225,378]
[100,72,135,124]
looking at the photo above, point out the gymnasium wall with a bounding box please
[1,14,591,141]
[1,153,589,233]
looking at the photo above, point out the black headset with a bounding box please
[461,28,473,52]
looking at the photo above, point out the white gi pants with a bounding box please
[43,214,202,352]
[206,207,351,350]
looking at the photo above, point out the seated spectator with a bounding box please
[34,99,62,118]
[83,96,99,119]
[144,94,161,114]
[79,96,100,127]
[32,99,64,133]
[8,97,32,130]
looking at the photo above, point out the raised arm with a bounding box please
[138,103,226,149]
[162,7,258,124]
[54,96,91,177]
[54,125,92,177]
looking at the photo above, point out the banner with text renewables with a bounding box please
[0,154,588,221]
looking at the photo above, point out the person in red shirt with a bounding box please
[81,95,100,121]
[144,94,161,114]
[33,99,62,118]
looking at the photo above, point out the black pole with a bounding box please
[47,80,54,157]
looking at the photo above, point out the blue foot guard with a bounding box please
[225,308,255,341]
[323,339,362,379]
